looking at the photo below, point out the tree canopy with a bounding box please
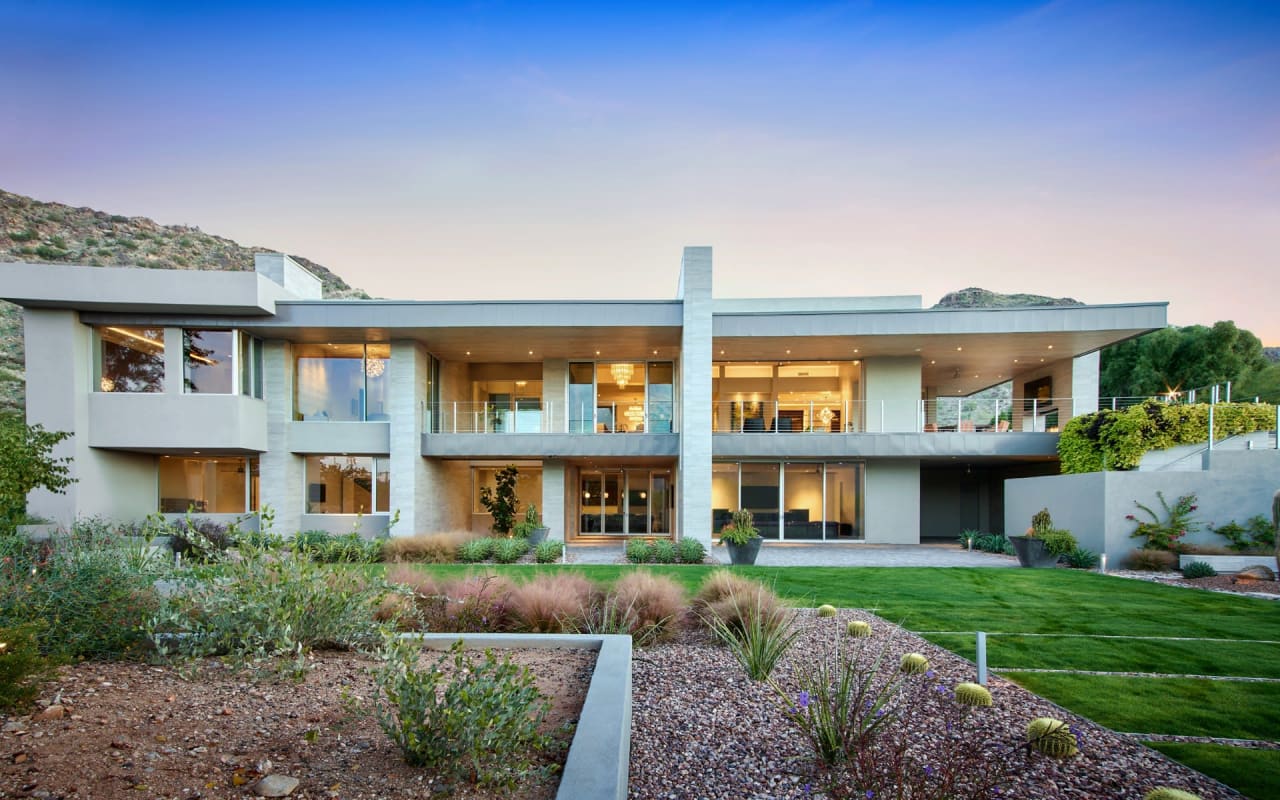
[0,415,74,526]
[1100,321,1272,401]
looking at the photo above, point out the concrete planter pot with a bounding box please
[527,526,550,547]
[1009,536,1059,568]
[725,538,762,566]
[1178,554,1277,574]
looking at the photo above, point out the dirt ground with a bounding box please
[0,647,595,800]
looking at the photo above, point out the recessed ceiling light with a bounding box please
[720,349,725,355]
[930,360,936,365]
[1040,358,1045,362]
[596,350,600,355]
[1047,345,1054,350]
[653,349,658,355]
[973,374,979,378]
[786,349,791,355]
[465,351,471,356]
[853,349,859,354]
[528,350,533,356]
[1013,359,1018,363]
[955,347,963,352]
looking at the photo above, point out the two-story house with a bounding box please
[1,247,1166,544]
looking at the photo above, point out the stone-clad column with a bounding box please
[389,340,432,536]
[259,340,302,534]
[677,247,713,546]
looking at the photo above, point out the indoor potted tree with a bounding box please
[718,508,763,566]
[513,503,549,546]
[1010,507,1061,568]
[479,465,519,536]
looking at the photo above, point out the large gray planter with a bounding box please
[527,526,550,546]
[1009,536,1059,568]
[725,538,762,566]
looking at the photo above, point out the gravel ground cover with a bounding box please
[0,648,595,800]
[630,609,1243,800]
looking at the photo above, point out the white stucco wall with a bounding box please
[864,459,921,543]
[863,357,922,432]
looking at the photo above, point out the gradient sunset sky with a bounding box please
[4,1,1278,343]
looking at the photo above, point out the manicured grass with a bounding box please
[1146,743,1280,800]
[924,633,1280,678]
[1001,673,1280,741]
[387,565,1280,642]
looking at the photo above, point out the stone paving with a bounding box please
[566,540,1018,567]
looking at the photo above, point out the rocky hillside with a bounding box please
[0,189,366,415]
[1265,347,1280,364]
[933,287,1083,309]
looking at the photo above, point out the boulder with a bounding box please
[1234,565,1276,582]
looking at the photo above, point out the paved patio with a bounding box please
[566,540,1018,567]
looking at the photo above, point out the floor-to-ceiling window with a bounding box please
[578,468,674,535]
[567,361,675,433]
[712,360,862,432]
[182,329,234,394]
[96,326,165,393]
[712,461,864,540]
[158,455,259,513]
[294,344,390,421]
[304,456,390,514]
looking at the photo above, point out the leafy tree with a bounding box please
[1236,362,1280,404]
[0,415,74,526]
[478,465,519,535]
[1101,321,1267,399]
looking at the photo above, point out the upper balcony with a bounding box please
[711,398,1076,458]
[89,391,267,452]
[422,401,679,458]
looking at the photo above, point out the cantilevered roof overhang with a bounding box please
[79,299,684,362]
[712,302,1167,395]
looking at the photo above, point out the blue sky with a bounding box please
[3,1,1278,341]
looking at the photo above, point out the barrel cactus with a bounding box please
[954,682,992,707]
[1143,789,1202,800]
[900,653,930,675]
[817,604,837,617]
[1026,717,1078,758]
[847,620,872,638]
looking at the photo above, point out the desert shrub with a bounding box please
[817,604,837,617]
[0,623,56,711]
[1127,548,1178,571]
[441,574,515,632]
[1064,547,1100,569]
[0,527,165,660]
[778,629,1028,798]
[954,682,992,707]
[296,531,383,563]
[1211,516,1275,552]
[651,540,677,564]
[962,529,1013,555]
[1040,529,1078,557]
[509,573,600,633]
[700,579,797,680]
[1181,561,1217,579]
[150,547,387,674]
[378,565,445,631]
[492,537,530,564]
[1129,492,1200,552]
[694,569,761,608]
[383,531,474,563]
[376,638,553,788]
[534,540,563,564]
[900,653,930,675]
[625,538,653,564]
[677,537,706,564]
[610,571,686,643]
[847,620,872,638]
[458,537,496,563]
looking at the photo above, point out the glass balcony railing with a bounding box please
[425,402,675,434]
[712,397,1086,433]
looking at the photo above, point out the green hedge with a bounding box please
[1059,400,1277,474]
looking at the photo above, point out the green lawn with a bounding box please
[391,563,1280,797]
[924,632,1280,678]
[1147,743,1280,800]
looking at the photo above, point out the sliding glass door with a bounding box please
[578,468,674,535]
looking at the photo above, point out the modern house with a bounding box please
[1,248,1166,544]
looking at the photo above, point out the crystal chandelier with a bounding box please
[365,358,386,378]
[609,363,634,388]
